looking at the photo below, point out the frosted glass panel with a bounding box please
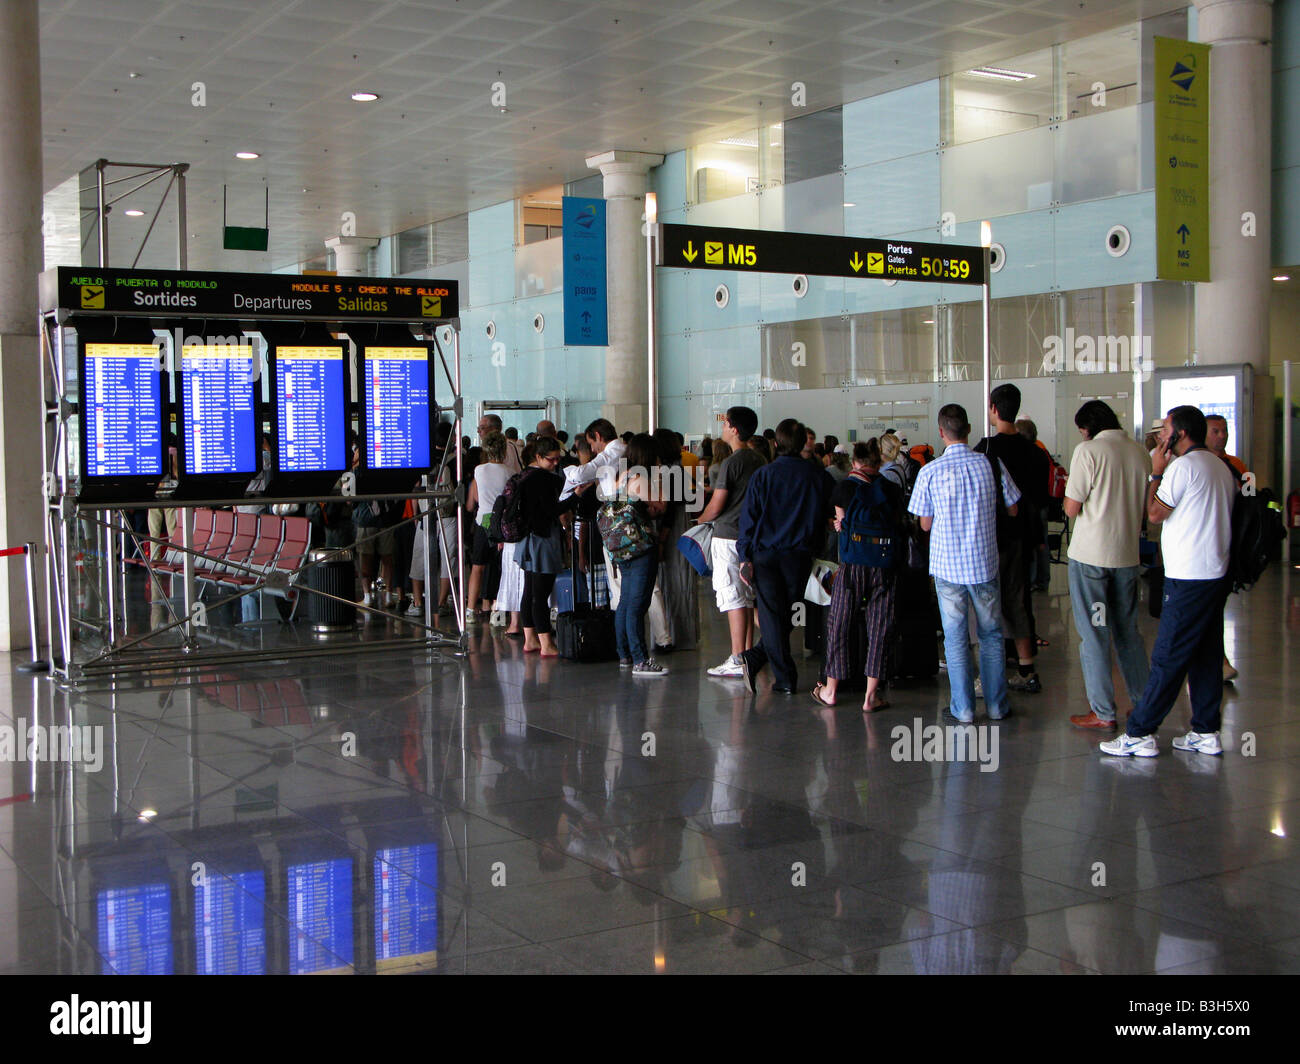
[468,201,516,255]
[770,172,845,236]
[843,81,940,169]
[942,125,1054,221]
[1057,105,1142,204]
[514,237,562,298]
[686,192,759,229]
[845,153,940,237]
[468,248,516,307]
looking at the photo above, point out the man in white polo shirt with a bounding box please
[1101,405,1238,758]
[1062,400,1152,731]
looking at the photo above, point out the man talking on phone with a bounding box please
[1100,405,1238,758]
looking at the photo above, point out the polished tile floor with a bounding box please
[1,563,1297,975]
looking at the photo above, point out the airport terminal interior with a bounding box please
[0,0,1298,975]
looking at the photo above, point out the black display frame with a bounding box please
[264,326,353,497]
[353,324,439,496]
[75,319,172,505]
[167,319,268,503]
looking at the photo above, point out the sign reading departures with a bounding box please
[40,266,460,322]
[657,223,986,285]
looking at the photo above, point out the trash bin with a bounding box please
[303,548,357,633]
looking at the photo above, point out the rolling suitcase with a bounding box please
[891,568,939,681]
[556,522,616,663]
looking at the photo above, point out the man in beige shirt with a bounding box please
[1062,400,1152,730]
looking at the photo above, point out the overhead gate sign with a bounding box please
[656,223,985,285]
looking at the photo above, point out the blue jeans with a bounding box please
[935,577,1008,720]
[1127,575,1230,738]
[1067,561,1149,722]
[615,550,658,664]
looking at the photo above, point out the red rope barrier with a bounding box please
[0,546,26,557]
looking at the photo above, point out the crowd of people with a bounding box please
[136,382,1255,760]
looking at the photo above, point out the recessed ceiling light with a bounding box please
[351,91,380,102]
[843,202,857,208]
[966,66,1036,82]
[137,808,158,822]
[1274,274,1291,282]
[124,209,145,217]
[922,319,935,324]
[235,151,260,160]
[128,71,142,79]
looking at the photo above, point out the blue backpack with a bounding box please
[840,473,898,568]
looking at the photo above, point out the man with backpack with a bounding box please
[1100,405,1238,758]
[975,384,1051,694]
[909,404,1021,724]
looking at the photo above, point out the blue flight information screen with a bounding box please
[373,843,438,973]
[97,882,174,975]
[83,343,163,477]
[274,346,345,473]
[194,870,266,975]
[181,343,258,475]
[286,858,353,974]
[364,346,431,470]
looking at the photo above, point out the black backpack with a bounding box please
[489,469,532,544]
[1226,481,1287,592]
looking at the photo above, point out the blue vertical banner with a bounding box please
[562,196,608,347]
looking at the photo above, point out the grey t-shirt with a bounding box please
[711,447,767,538]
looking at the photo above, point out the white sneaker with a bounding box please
[464,608,479,626]
[1099,733,1159,758]
[707,655,744,678]
[632,659,668,677]
[404,601,424,617]
[973,677,984,699]
[1171,730,1223,756]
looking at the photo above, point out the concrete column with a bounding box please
[1193,0,1273,368]
[585,150,663,433]
[325,235,379,276]
[0,0,44,651]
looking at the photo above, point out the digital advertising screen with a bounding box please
[286,858,354,975]
[180,342,258,477]
[273,345,346,475]
[81,341,164,480]
[362,345,432,472]
[194,869,267,976]
[96,882,174,975]
[373,843,438,973]
[1158,373,1240,454]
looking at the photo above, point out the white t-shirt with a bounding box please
[1155,448,1238,580]
[474,461,512,519]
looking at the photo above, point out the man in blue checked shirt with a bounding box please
[908,404,1021,723]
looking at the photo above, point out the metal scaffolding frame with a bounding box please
[37,306,468,684]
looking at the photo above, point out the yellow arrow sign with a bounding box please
[849,252,864,273]
[682,241,698,263]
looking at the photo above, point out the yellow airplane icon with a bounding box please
[866,252,885,275]
[421,296,441,316]
[81,285,105,308]
[704,241,724,264]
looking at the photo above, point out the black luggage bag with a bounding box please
[556,519,617,663]
[891,567,939,681]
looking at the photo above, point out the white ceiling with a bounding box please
[39,0,1183,272]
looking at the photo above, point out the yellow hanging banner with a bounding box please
[1154,37,1210,281]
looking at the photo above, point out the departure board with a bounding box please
[363,346,431,470]
[274,346,345,474]
[97,882,174,975]
[373,843,438,973]
[181,343,258,476]
[194,870,267,975]
[286,858,354,975]
[83,343,163,477]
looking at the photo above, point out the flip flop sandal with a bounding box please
[810,683,836,708]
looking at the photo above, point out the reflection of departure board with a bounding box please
[97,883,174,975]
[194,870,266,975]
[83,343,163,477]
[287,859,353,974]
[181,344,257,476]
[274,346,345,473]
[363,346,431,470]
[373,844,438,973]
